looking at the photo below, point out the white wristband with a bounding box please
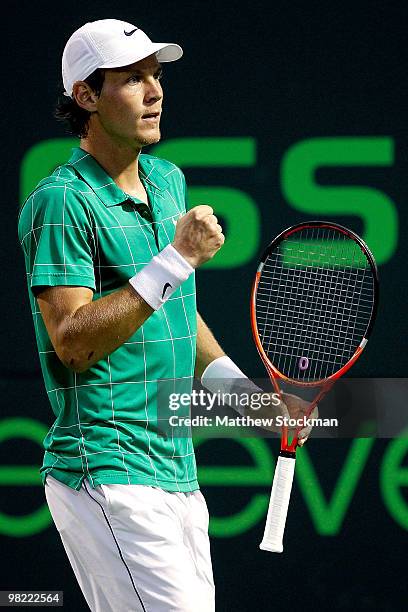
[201,356,263,415]
[201,357,314,440]
[201,356,250,389]
[129,244,194,310]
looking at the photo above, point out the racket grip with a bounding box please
[259,453,296,553]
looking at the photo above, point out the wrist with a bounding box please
[201,356,247,386]
[201,356,263,416]
[129,244,193,310]
[171,242,200,269]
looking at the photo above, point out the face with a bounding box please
[90,54,164,149]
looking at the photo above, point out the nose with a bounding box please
[144,76,162,103]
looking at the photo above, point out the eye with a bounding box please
[127,75,142,84]
[154,71,163,81]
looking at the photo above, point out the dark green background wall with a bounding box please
[1,1,407,610]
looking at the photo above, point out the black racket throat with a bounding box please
[279,450,296,459]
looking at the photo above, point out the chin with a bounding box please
[138,131,161,147]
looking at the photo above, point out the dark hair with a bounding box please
[54,69,105,138]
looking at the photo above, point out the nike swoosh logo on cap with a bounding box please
[161,282,172,299]
[124,28,138,36]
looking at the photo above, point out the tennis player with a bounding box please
[18,19,312,612]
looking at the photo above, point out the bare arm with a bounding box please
[37,205,224,374]
[36,284,153,373]
[194,313,225,379]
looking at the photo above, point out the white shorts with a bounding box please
[45,475,215,612]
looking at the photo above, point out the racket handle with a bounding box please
[259,453,296,553]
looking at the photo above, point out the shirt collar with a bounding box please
[67,147,169,208]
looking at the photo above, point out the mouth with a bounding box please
[141,111,160,123]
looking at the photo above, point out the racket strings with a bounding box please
[259,236,369,378]
[256,227,375,381]
[260,261,367,377]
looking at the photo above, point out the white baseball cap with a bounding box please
[62,19,183,97]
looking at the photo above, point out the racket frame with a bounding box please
[251,221,379,552]
[251,221,379,391]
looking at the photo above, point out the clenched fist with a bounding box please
[172,205,225,268]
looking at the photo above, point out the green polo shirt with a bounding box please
[18,147,198,492]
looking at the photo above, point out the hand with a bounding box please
[243,391,318,444]
[172,205,225,268]
[281,393,318,445]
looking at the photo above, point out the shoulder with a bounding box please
[21,163,91,207]
[19,164,91,213]
[140,153,182,174]
[140,154,186,186]
[18,166,92,242]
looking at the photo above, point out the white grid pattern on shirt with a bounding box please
[132,204,182,490]
[158,213,196,490]
[19,155,198,490]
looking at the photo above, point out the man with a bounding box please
[18,19,311,612]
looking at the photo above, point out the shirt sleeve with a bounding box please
[18,183,96,293]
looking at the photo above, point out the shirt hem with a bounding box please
[42,467,199,493]
[31,273,96,290]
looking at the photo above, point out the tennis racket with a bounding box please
[250,221,379,552]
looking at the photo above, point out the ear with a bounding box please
[72,82,99,112]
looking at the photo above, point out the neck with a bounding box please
[80,129,144,197]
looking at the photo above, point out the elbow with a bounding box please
[57,331,93,374]
[62,355,89,374]
[59,347,89,374]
